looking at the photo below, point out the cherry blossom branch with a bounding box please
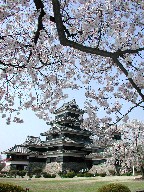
[52,0,144,56]
[51,0,144,101]
[51,0,112,57]
[0,35,32,48]
[117,47,144,56]
[36,56,56,69]
[96,10,103,49]
[112,57,144,101]
[61,9,83,38]
[26,0,46,63]
[109,100,144,126]
[138,53,144,59]
[27,50,32,63]
[0,60,26,69]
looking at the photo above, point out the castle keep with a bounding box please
[2,100,95,173]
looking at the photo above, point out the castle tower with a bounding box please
[41,99,92,173]
[2,100,93,173]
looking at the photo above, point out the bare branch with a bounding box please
[0,60,26,69]
[33,0,46,44]
[117,47,144,56]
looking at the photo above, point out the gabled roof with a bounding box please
[2,145,29,154]
[2,136,42,155]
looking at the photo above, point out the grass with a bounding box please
[0,177,144,192]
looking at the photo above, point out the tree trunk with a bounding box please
[115,165,120,176]
[140,166,144,179]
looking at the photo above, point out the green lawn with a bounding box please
[0,177,144,192]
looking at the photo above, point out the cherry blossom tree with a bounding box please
[0,0,144,125]
[0,155,6,171]
[103,119,144,177]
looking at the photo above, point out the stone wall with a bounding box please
[62,162,87,172]
[44,162,88,174]
[26,159,91,174]
[44,162,63,174]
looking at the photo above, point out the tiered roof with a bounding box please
[22,136,42,146]
[41,124,91,136]
[54,99,84,114]
[41,100,90,137]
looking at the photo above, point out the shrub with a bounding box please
[0,171,8,176]
[43,172,51,178]
[35,173,41,178]
[57,171,66,178]
[58,171,63,177]
[94,172,99,176]
[65,171,76,178]
[58,171,75,178]
[17,170,27,178]
[76,173,84,177]
[97,183,131,192]
[27,172,33,178]
[42,172,56,178]
[51,174,56,178]
[33,168,42,175]
[9,170,18,178]
[99,172,106,177]
[108,169,116,176]
[0,183,25,192]
[83,172,94,177]
[121,172,132,176]
[0,174,6,178]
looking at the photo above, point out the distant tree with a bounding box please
[103,120,144,177]
[0,0,143,125]
[0,155,6,171]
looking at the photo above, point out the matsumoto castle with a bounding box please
[2,100,121,173]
